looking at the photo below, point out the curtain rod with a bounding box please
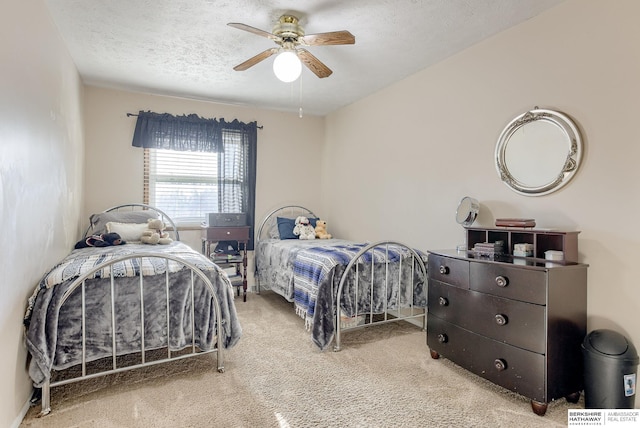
[126,112,263,129]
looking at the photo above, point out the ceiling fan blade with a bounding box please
[233,48,278,71]
[298,49,333,78]
[227,23,280,41]
[299,30,355,46]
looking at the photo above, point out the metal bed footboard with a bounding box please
[333,241,427,352]
[38,253,225,417]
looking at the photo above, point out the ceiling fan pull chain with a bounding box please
[299,73,304,118]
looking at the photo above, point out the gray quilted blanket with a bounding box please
[24,241,242,387]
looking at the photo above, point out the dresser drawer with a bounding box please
[427,315,546,402]
[470,262,546,304]
[429,280,546,353]
[202,226,250,241]
[428,254,469,289]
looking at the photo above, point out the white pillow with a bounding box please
[90,211,158,234]
[105,222,149,242]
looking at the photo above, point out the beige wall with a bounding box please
[1,1,84,426]
[325,0,640,377]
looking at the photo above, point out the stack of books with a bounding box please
[495,218,536,228]
[472,241,504,257]
[211,252,244,288]
[212,253,243,264]
[221,266,243,287]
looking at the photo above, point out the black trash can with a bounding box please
[582,329,639,409]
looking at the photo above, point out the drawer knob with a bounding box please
[438,297,449,307]
[494,358,507,371]
[495,275,509,287]
[495,314,508,326]
[439,265,450,275]
[437,333,448,344]
[226,231,231,235]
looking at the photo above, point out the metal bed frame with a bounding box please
[82,203,181,241]
[255,205,427,351]
[33,204,227,416]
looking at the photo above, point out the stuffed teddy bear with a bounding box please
[293,216,316,240]
[141,218,173,245]
[314,220,332,239]
[140,228,160,245]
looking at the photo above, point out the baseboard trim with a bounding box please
[11,391,33,428]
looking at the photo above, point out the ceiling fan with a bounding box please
[228,15,355,81]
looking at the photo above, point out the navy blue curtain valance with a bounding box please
[131,110,258,153]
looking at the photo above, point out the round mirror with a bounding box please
[456,197,479,227]
[495,108,583,196]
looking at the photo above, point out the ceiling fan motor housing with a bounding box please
[273,15,304,42]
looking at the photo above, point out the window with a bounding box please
[133,111,257,249]
[145,149,218,224]
[144,129,249,225]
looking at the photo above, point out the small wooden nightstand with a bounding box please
[201,226,250,302]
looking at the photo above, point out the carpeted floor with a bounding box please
[20,290,578,427]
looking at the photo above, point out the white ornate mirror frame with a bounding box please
[495,107,583,196]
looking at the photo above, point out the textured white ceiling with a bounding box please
[44,0,563,116]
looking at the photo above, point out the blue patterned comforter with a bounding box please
[256,239,426,350]
[294,243,426,350]
[255,239,356,300]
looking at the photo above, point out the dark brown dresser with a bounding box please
[427,227,588,416]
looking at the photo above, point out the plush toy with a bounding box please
[314,220,332,239]
[140,229,160,245]
[75,232,125,249]
[141,218,173,245]
[293,216,316,240]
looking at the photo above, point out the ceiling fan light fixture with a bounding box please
[273,50,302,82]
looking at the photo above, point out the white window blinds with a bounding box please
[145,149,218,224]
[140,116,254,239]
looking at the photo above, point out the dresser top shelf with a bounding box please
[464,226,582,262]
[465,226,580,234]
[428,249,588,270]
